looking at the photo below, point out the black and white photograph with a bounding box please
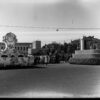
[0,0,100,98]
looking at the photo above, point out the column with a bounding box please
[80,38,84,50]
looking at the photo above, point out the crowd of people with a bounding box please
[28,54,71,65]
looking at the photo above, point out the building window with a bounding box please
[21,47,22,50]
[18,47,19,50]
[26,47,28,51]
[22,47,23,50]
[24,47,25,51]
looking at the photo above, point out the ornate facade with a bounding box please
[0,32,41,56]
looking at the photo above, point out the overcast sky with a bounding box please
[0,0,100,46]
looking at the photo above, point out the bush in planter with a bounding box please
[68,58,100,65]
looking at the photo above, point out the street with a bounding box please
[0,63,100,98]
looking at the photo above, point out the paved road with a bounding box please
[0,63,100,98]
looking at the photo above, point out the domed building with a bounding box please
[0,32,41,57]
[0,32,41,67]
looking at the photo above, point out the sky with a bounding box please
[0,0,100,46]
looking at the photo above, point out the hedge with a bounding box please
[68,58,100,65]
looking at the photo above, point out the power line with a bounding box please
[0,24,100,30]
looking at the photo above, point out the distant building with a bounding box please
[15,43,32,56]
[0,42,32,56]
[71,36,100,50]
[69,36,100,65]
[31,40,41,54]
[0,32,42,56]
[0,40,41,56]
[32,40,41,50]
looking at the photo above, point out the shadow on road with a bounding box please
[0,65,47,70]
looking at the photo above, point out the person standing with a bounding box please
[44,55,48,66]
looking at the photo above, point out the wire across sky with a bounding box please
[0,24,100,31]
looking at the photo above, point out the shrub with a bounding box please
[68,58,100,65]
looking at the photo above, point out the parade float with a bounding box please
[69,37,100,65]
[0,32,34,67]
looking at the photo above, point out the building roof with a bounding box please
[71,36,100,44]
[0,42,32,44]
